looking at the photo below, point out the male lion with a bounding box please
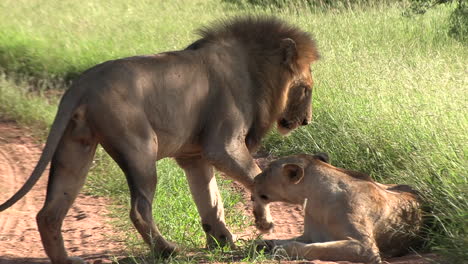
[253,153,422,264]
[0,17,319,264]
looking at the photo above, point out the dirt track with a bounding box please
[0,119,124,264]
[0,119,438,264]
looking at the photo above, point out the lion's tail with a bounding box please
[0,86,83,211]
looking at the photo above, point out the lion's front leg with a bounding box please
[176,157,235,248]
[253,198,274,233]
[202,137,260,192]
[201,131,274,239]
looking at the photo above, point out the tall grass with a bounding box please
[0,0,232,80]
[0,73,58,128]
[263,4,467,262]
[0,0,466,262]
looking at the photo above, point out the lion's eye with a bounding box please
[260,194,269,200]
[303,86,309,96]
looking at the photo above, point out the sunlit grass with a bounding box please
[262,5,467,262]
[0,0,234,80]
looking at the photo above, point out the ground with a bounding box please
[0,119,124,264]
[0,119,438,264]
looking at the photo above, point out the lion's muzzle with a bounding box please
[253,200,274,233]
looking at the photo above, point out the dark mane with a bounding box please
[187,16,320,150]
[194,16,319,67]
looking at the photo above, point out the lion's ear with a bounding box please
[280,38,297,69]
[282,163,304,184]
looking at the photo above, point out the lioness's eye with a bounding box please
[260,194,269,200]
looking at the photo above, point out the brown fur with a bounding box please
[253,154,422,264]
[0,16,319,264]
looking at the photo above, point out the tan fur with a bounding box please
[253,154,422,264]
[0,17,319,264]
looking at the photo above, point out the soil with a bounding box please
[0,119,438,264]
[0,119,124,264]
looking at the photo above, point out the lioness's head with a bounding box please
[252,153,329,232]
[275,38,317,136]
[254,153,328,203]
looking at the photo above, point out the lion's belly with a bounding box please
[152,130,201,159]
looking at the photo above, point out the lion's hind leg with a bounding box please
[273,239,382,264]
[99,124,177,257]
[36,113,97,264]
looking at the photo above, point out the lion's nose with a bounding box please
[279,118,290,128]
[302,119,309,126]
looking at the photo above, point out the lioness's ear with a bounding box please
[282,164,304,184]
[280,38,297,68]
[313,152,330,163]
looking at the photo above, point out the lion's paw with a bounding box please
[254,219,274,233]
[67,256,85,264]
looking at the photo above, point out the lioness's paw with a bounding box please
[254,239,275,252]
[271,245,290,259]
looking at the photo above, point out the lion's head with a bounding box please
[269,35,317,136]
[277,68,314,135]
[196,17,319,145]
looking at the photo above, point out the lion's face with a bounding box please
[277,68,313,135]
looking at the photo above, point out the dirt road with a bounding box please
[0,119,124,264]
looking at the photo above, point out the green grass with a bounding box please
[0,0,240,80]
[87,149,247,250]
[262,5,467,261]
[0,72,58,129]
[0,0,466,263]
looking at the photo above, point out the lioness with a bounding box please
[0,17,319,264]
[253,153,422,264]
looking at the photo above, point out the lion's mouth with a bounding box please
[278,118,292,130]
[278,116,310,130]
[277,118,297,135]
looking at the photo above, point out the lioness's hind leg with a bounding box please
[275,240,381,264]
[176,157,234,248]
[37,116,97,264]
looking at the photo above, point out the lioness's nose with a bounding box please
[302,119,309,126]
